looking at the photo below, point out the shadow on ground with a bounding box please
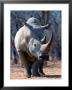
[43,75,61,78]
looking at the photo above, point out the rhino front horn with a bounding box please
[41,33,53,52]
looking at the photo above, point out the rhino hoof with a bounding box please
[39,72,45,76]
[31,73,41,77]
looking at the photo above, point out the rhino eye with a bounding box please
[34,44,36,47]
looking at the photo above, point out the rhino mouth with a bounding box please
[38,53,49,61]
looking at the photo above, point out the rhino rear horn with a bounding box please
[41,35,46,44]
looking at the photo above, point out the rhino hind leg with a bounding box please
[18,51,31,78]
[38,61,45,76]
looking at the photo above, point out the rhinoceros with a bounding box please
[14,17,53,78]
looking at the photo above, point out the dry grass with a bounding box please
[10,60,61,79]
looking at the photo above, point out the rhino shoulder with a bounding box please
[14,25,32,51]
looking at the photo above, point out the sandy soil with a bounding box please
[10,60,61,79]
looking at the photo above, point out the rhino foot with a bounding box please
[39,72,45,76]
[31,73,41,77]
[26,74,31,78]
[24,70,31,78]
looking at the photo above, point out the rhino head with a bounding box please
[28,33,53,60]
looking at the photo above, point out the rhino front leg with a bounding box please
[18,51,31,78]
[31,60,41,77]
[24,64,31,78]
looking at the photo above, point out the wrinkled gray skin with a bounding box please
[14,22,52,78]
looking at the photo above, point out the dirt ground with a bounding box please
[10,60,61,79]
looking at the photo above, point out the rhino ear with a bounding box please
[41,35,46,44]
[25,22,33,30]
